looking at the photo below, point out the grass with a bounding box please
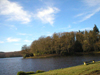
[28,61,100,75]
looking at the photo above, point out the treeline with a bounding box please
[21,25,100,57]
[0,51,22,58]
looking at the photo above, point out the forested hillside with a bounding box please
[21,25,100,58]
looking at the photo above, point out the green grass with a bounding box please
[28,61,100,75]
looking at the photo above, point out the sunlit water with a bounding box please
[0,55,100,75]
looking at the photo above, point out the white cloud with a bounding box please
[34,7,60,25]
[0,41,4,43]
[0,0,31,23]
[17,33,32,36]
[24,40,31,42]
[74,13,85,18]
[74,0,100,23]
[14,43,20,45]
[7,37,21,42]
[80,27,92,31]
[5,25,17,30]
[83,0,100,7]
[46,32,53,36]
[18,33,27,35]
[59,25,71,30]
[79,7,100,22]
[68,25,71,28]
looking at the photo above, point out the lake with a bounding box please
[0,54,100,75]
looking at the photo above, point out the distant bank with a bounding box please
[0,51,22,58]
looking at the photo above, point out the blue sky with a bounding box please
[0,0,100,52]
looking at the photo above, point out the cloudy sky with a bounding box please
[0,0,100,52]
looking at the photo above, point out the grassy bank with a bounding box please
[28,61,100,75]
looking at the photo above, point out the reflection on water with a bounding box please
[0,55,100,75]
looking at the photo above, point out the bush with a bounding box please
[17,71,26,75]
[36,70,45,73]
[23,54,27,58]
[23,53,34,58]
[26,71,35,74]
[60,51,68,55]
[30,53,33,57]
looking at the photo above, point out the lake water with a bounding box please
[0,54,100,75]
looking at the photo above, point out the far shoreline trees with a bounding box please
[21,25,100,58]
[0,51,22,58]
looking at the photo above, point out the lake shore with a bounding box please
[27,61,100,75]
[25,51,100,59]
[26,54,61,59]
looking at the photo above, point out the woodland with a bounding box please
[21,25,100,58]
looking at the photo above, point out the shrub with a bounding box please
[23,54,27,58]
[30,53,33,57]
[26,71,35,74]
[36,70,45,73]
[17,71,26,75]
[23,53,34,58]
[60,51,67,55]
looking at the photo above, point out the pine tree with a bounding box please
[93,24,99,33]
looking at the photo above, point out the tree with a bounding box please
[76,32,84,44]
[93,24,99,33]
[22,24,100,57]
[65,32,75,53]
[52,33,60,54]
[21,45,31,57]
[89,25,99,51]
[94,40,100,51]
[59,32,68,55]
[82,40,90,52]
[88,31,95,51]
[74,40,83,52]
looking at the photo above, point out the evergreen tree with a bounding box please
[93,24,99,33]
